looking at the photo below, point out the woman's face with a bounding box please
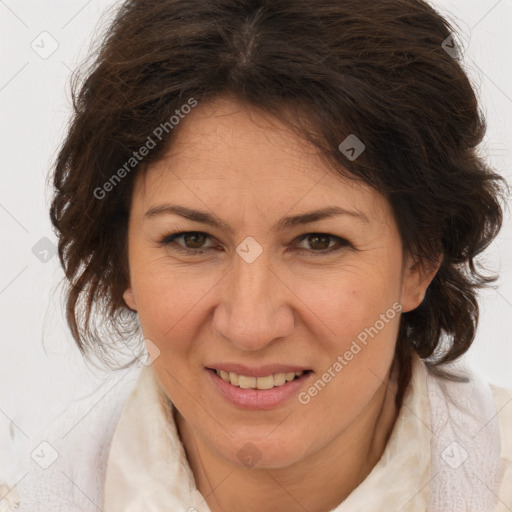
[124,96,432,469]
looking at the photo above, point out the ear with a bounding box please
[123,286,137,311]
[400,254,442,313]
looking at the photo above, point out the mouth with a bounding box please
[206,367,313,390]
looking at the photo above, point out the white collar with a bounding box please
[104,363,210,511]
[103,355,504,511]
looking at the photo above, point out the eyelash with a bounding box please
[158,231,352,257]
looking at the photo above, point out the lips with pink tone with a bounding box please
[205,364,313,410]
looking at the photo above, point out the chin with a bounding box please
[220,434,309,470]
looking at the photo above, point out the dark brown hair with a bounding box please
[49,0,507,405]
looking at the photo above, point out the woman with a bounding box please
[6,0,511,510]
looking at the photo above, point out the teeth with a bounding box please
[254,375,274,390]
[274,373,286,386]
[239,375,257,389]
[215,369,306,389]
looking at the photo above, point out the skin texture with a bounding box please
[123,96,439,512]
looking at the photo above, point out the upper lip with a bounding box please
[206,363,311,377]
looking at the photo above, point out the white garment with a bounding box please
[1,366,141,512]
[3,355,512,511]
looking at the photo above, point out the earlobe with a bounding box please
[401,255,442,313]
[123,287,137,311]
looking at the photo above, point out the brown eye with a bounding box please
[160,231,352,257]
[294,233,352,256]
[181,232,207,249]
[160,231,214,255]
[305,234,331,251]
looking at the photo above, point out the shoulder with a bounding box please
[489,382,512,510]
[422,360,512,510]
[489,382,512,459]
[425,360,512,450]
[6,367,140,512]
[490,382,512,510]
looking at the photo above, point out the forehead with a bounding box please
[133,96,389,223]
[151,97,328,180]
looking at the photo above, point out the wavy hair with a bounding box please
[49,0,507,406]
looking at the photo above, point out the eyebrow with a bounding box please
[144,204,369,233]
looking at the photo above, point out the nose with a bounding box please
[211,247,295,351]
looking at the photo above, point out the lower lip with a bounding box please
[206,368,313,410]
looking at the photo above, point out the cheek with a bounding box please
[128,259,176,326]
[301,278,400,419]
[130,261,218,349]
[292,266,400,349]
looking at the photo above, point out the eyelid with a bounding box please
[159,231,354,255]
[160,231,217,249]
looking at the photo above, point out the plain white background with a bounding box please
[0,0,511,482]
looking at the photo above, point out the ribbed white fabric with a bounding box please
[2,367,141,512]
[3,355,512,511]
[426,360,506,511]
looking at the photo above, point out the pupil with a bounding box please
[186,232,205,249]
[183,234,330,251]
[310,234,329,250]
